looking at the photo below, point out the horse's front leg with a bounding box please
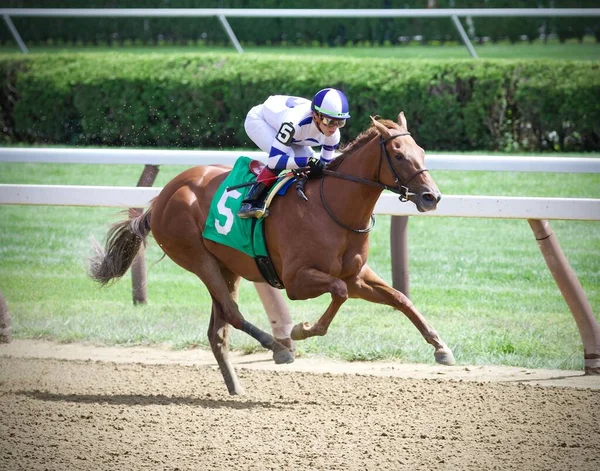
[284,268,348,340]
[348,264,455,366]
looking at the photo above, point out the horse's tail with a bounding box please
[88,203,154,286]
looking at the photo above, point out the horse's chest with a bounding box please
[338,248,368,278]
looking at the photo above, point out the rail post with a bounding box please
[131,164,160,305]
[390,215,410,297]
[528,219,600,374]
[0,291,12,343]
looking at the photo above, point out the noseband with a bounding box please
[318,131,429,233]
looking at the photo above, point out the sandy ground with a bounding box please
[1,340,599,471]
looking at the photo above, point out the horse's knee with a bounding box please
[330,280,348,301]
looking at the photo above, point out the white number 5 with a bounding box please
[276,122,295,145]
[215,189,242,235]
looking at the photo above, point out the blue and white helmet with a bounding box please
[311,88,351,119]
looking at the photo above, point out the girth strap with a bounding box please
[251,218,284,289]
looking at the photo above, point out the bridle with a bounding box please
[377,133,430,203]
[319,131,429,233]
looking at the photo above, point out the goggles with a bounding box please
[319,114,346,128]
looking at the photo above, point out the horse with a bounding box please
[89,112,455,395]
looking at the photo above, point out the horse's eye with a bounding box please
[394,153,403,160]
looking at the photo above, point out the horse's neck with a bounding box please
[330,138,384,219]
[340,137,383,192]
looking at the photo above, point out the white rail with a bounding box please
[1,147,599,218]
[2,148,599,174]
[2,8,598,18]
[2,8,599,57]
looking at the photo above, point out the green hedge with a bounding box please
[1,52,598,151]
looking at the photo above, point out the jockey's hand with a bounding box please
[292,167,308,179]
[307,158,325,178]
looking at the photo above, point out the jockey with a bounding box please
[237,88,351,219]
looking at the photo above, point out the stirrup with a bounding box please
[237,202,268,219]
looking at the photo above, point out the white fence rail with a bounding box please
[2,147,599,173]
[1,184,599,222]
[4,8,599,17]
[3,8,600,57]
[1,147,599,220]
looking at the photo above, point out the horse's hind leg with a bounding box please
[163,238,292,362]
[208,271,291,395]
[208,301,244,395]
[204,271,293,366]
[207,268,245,395]
[348,264,455,366]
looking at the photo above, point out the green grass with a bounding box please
[1,37,599,60]
[1,159,599,370]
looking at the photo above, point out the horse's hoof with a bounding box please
[584,366,600,375]
[225,382,245,396]
[275,337,296,355]
[291,322,311,341]
[273,348,294,365]
[435,349,456,366]
[273,337,295,364]
[584,357,600,375]
[227,386,246,396]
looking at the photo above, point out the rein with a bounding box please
[318,132,429,233]
[319,179,375,234]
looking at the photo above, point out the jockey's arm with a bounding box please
[267,120,311,170]
[319,144,338,165]
[267,142,296,170]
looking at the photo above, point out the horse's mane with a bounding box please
[327,118,400,171]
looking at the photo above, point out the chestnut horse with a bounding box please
[89,113,455,395]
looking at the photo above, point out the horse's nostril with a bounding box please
[423,193,436,203]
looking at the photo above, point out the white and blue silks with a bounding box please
[244,95,340,171]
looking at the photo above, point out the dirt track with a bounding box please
[1,340,599,471]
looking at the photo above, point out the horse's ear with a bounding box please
[397,112,408,131]
[370,115,392,138]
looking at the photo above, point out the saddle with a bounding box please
[245,159,299,217]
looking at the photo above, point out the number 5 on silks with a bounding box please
[215,189,242,235]
[276,122,295,146]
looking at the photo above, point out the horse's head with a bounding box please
[371,112,441,212]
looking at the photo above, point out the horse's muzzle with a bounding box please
[412,191,441,212]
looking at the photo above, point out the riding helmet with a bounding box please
[311,88,351,119]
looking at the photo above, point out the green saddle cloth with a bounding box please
[202,156,268,258]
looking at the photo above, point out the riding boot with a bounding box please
[237,181,270,219]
